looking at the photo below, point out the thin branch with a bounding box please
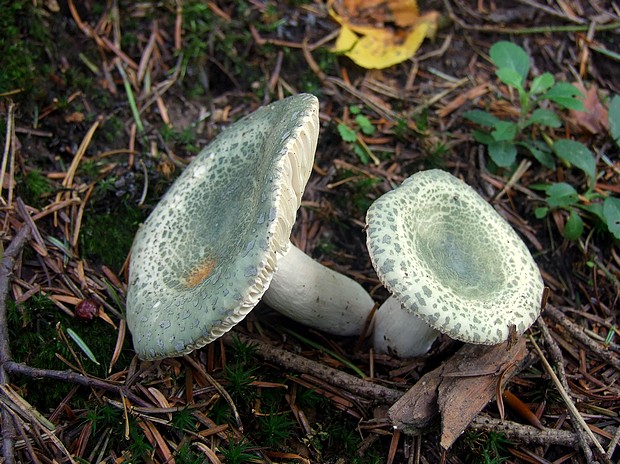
[0,223,31,464]
[470,414,594,448]
[224,332,403,404]
[545,305,620,372]
[2,361,149,408]
[529,335,606,460]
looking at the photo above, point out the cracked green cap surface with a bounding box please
[126,94,319,360]
[366,169,544,345]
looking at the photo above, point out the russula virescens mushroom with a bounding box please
[366,169,544,358]
[127,94,374,360]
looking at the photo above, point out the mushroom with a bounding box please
[366,169,544,358]
[126,94,374,360]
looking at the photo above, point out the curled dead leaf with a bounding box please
[567,82,609,134]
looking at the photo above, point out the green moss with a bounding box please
[80,201,145,272]
[458,430,511,464]
[0,1,50,99]
[7,293,132,411]
[15,169,54,208]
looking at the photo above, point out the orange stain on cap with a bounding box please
[184,259,217,288]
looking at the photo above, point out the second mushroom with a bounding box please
[366,169,544,358]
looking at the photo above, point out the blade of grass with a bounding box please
[67,328,100,365]
[116,62,144,133]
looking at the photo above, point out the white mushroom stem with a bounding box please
[262,243,374,336]
[373,296,439,358]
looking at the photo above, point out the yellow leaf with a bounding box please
[333,24,359,53]
[327,0,440,70]
[345,22,429,69]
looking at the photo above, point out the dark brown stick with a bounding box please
[224,332,403,404]
[545,305,620,372]
[0,224,31,464]
[470,414,593,448]
[2,361,149,408]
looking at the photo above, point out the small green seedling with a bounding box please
[466,41,620,241]
[337,105,379,164]
[464,41,587,169]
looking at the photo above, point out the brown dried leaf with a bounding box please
[567,82,609,134]
[388,338,527,450]
[438,339,527,449]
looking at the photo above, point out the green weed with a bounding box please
[223,363,259,402]
[464,41,585,168]
[218,437,257,464]
[338,105,378,164]
[228,335,259,365]
[16,169,54,208]
[171,406,198,433]
[85,403,123,436]
[175,443,205,464]
[125,420,154,463]
[255,409,296,448]
[464,41,620,240]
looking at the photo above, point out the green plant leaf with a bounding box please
[603,196,620,239]
[337,123,357,143]
[490,41,530,87]
[609,94,620,147]
[552,139,596,184]
[579,203,606,223]
[67,328,100,365]
[535,206,549,218]
[543,83,584,110]
[525,108,562,128]
[472,130,494,145]
[355,114,375,135]
[488,140,517,167]
[491,121,518,142]
[518,140,555,168]
[563,210,584,240]
[353,144,371,164]
[349,105,361,115]
[546,182,579,209]
[529,72,555,95]
[463,109,501,128]
[496,68,525,89]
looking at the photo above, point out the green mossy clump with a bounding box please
[80,201,145,272]
[7,293,132,411]
[15,169,55,209]
[0,2,50,100]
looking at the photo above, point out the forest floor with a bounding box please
[0,1,619,463]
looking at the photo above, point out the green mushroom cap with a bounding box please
[126,94,319,360]
[366,169,544,345]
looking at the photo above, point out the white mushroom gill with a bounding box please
[366,169,544,357]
